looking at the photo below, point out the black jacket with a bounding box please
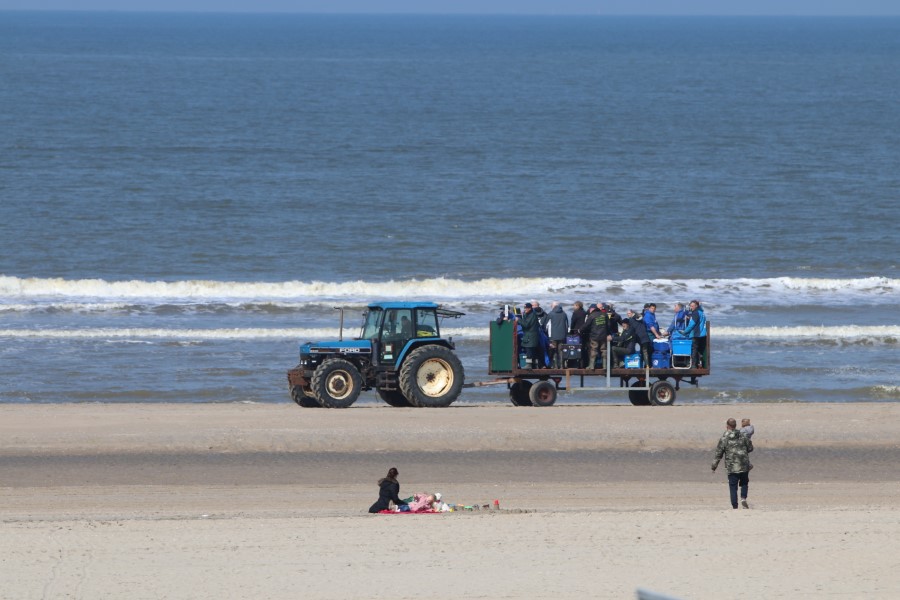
[607,310,622,336]
[570,307,587,333]
[629,317,651,345]
[368,477,407,513]
[613,327,637,354]
[580,310,610,341]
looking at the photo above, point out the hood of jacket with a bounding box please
[551,305,564,314]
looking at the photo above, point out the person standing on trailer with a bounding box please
[569,301,588,367]
[569,301,587,333]
[544,301,569,368]
[520,303,542,369]
[606,303,622,336]
[667,302,688,335]
[643,303,662,339]
[627,308,652,367]
[683,299,708,368]
[532,300,547,324]
[581,304,612,370]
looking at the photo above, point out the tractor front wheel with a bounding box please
[311,358,362,408]
[399,346,465,407]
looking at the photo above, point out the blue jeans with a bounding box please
[728,471,749,508]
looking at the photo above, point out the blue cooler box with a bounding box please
[671,338,692,356]
[651,352,671,368]
[624,353,642,368]
[652,339,671,355]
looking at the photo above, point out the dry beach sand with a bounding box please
[1,402,899,599]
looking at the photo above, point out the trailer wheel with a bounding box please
[509,380,532,406]
[529,380,558,407]
[311,358,362,408]
[377,389,414,408]
[399,346,464,407]
[291,385,321,408]
[649,380,677,406]
[628,381,651,406]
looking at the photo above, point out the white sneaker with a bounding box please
[741,499,749,509]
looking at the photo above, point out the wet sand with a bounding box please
[1,403,899,599]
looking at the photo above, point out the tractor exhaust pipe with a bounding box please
[334,306,344,341]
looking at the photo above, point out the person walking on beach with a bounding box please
[369,467,408,513]
[711,418,754,509]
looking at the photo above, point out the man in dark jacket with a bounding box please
[627,309,652,366]
[569,301,588,367]
[544,301,569,368]
[520,302,542,369]
[569,301,587,333]
[610,318,637,367]
[606,303,622,336]
[579,304,612,370]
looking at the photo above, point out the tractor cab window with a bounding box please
[415,309,439,337]
[361,309,383,340]
[382,308,414,342]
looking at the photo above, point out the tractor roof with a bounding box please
[366,301,464,317]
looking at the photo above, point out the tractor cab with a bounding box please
[359,302,458,366]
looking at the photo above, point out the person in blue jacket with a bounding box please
[668,302,688,335]
[682,299,708,369]
[643,303,662,339]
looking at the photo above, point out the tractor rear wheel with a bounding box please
[509,380,532,406]
[399,346,464,407]
[529,380,558,407]
[291,385,321,408]
[311,358,362,408]
[377,389,414,408]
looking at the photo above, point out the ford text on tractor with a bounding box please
[287,302,465,408]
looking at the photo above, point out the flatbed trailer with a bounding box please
[476,319,711,406]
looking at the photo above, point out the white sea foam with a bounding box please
[0,325,897,342]
[1,275,898,307]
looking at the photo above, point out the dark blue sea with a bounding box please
[1,12,898,404]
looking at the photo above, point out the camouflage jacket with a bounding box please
[712,429,754,474]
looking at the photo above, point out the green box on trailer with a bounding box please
[489,320,516,373]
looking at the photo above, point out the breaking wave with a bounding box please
[1,275,898,307]
[1,325,898,343]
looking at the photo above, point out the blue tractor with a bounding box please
[287,302,465,408]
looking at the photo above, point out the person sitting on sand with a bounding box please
[368,467,408,513]
[406,492,439,512]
